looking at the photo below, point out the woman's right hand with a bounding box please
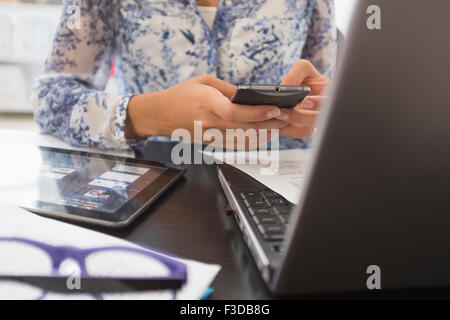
[125,75,287,148]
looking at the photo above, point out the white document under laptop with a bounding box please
[206,149,313,204]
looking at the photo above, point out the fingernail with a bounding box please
[276,110,289,121]
[267,108,281,119]
[301,99,314,109]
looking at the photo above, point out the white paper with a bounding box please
[207,149,313,204]
[0,200,221,300]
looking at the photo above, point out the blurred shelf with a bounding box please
[0,112,38,132]
[0,1,61,113]
[0,57,44,65]
[0,2,62,12]
[0,107,33,113]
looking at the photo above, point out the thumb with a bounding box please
[281,60,329,95]
[197,75,237,99]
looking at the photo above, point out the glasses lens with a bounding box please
[0,281,45,300]
[85,249,171,278]
[0,239,52,299]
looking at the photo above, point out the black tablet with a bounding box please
[0,145,186,228]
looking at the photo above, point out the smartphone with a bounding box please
[231,84,311,108]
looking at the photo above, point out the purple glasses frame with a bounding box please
[0,237,187,298]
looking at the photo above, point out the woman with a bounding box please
[32,0,336,150]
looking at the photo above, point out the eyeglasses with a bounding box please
[0,237,187,300]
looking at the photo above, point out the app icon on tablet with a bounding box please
[112,164,149,175]
[88,179,129,190]
[83,189,111,200]
[99,171,139,183]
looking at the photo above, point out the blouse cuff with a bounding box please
[114,94,147,151]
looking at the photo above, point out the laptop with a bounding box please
[218,0,450,295]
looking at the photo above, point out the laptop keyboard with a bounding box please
[238,190,293,246]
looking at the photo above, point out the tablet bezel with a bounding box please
[13,146,186,228]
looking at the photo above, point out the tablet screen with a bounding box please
[0,145,183,226]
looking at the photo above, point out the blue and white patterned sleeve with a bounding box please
[301,0,337,78]
[31,0,142,150]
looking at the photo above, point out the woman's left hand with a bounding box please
[277,60,330,138]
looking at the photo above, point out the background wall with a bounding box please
[335,0,358,34]
[0,1,61,113]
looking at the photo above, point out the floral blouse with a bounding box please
[32,0,336,150]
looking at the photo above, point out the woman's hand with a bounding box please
[277,60,330,138]
[125,75,287,149]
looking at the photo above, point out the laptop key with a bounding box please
[263,233,285,241]
[261,190,278,198]
[241,191,259,199]
[272,206,291,215]
[257,225,286,241]
[266,198,288,206]
[264,225,286,234]
[257,224,267,235]
[279,213,291,224]
[247,208,271,216]
[250,200,268,208]
[258,224,286,234]
[253,215,281,225]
